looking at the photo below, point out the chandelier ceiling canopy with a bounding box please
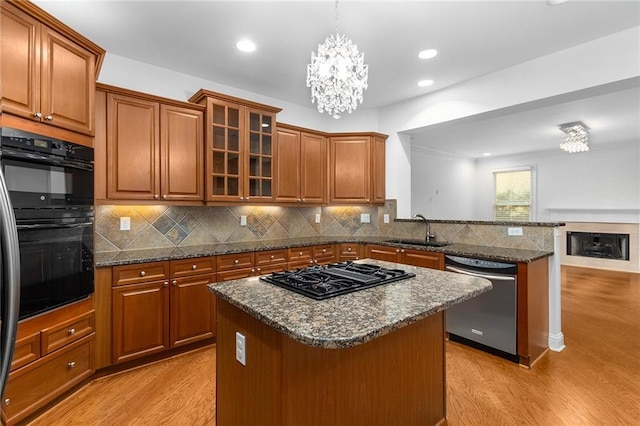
[306,0,368,119]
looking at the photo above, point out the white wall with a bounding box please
[473,141,640,223]
[410,146,476,219]
[97,54,380,133]
[380,27,640,217]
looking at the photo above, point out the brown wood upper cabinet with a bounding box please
[329,133,386,204]
[275,124,327,204]
[189,89,282,203]
[96,84,205,202]
[0,1,104,138]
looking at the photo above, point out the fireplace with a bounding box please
[566,232,630,261]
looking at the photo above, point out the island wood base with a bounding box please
[216,299,446,426]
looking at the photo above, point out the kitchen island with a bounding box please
[208,260,492,426]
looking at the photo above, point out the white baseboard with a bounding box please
[549,332,566,352]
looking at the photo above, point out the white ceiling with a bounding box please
[33,0,640,157]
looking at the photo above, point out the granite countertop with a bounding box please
[95,236,553,267]
[208,259,492,349]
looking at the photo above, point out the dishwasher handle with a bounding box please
[445,265,516,281]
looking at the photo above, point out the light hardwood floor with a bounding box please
[29,266,640,425]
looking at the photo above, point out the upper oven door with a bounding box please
[0,149,94,208]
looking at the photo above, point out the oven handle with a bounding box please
[16,221,93,230]
[445,265,516,281]
[0,167,21,396]
[1,148,93,171]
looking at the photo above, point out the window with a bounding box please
[493,167,534,221]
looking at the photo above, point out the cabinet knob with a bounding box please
[401,249,406,253]
[4,398,10,406]
[367,199,370,202]
[302,198,306,202]
[154,194,159,200]
[164,281,169,287]
[234,259,239,264]
[172,280,177,286]
[192,264,197,270]
[356,257,359,260]
[299,252,303,256]
[162,195,167,200]
[140,271,146,277]
[239,197,244,201]
[270,255,274,259]
[256,267,261,272]
[347,247,352,252]
[322,249,326,253]
[297,198,301,203]
[251,268,255,273]
[44,115,53,121]
[396,249,400,253]
[68,328,76,336]
[68,361,76,369]
[33,112,43,119]
[309,260,314,264]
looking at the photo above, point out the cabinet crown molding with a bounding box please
[188,88,282,113]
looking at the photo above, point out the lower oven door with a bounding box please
[445,262,518,357]
[16,213,94,319]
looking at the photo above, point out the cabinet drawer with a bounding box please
[216,268,255,282]
[217,253,254,271]
[40,311,95,356]
[10,333,40,372]
[339,243,363,260]
[113,261,170,286]
[255,249,287,267]
[170,257,216,278]
[3,335,94,425]
[312,244,334,258]
[287,247,313,262]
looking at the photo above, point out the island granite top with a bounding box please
[95,236,553,267]
[208,259,492,349]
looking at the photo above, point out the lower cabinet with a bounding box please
[111,259,216,365]
[288,245,336,269]
[338,243,364,261]
[366,245,444,270]
[1,298,95,425]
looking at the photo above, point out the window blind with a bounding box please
[494,169,532,221]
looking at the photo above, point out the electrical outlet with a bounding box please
[383,214,390,224]
[120,217,131,231]
[240,215,247,226]
[508,227,523,236]
[315,213,321,223]
[360,213,370,223]
[235,332,246,366]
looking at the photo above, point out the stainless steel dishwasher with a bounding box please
[445,255,518,361]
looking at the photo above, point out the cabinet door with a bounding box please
[246,110,275,202]
[372,135,386,204]
[401,249,444,270]
[206,98,244,202]
[112,281,169,364]
[0,3,40,120]
[330,136,370,203]
[339,243,363,261]
[106,94,160,200]
[161,105,204,201]
[170,274,216,348]
[366,245,400,263]
[40,26,96,135]
[300,132,327,203]
[274,127,301,203]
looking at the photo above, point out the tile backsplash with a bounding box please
[95,200,555,253]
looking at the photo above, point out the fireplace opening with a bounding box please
[567,232,630,261]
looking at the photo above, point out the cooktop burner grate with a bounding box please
[260,261,415,300]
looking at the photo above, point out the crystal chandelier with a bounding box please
[306,0,368,119]
[559,121,590,153]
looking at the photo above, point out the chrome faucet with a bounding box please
[413,214,435,243]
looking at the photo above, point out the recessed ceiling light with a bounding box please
[546,0,568,5]
[482,152,492,157]
[418,80,434,87]
[236,39,256,52]
[418,49,438,59]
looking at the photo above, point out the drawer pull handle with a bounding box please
[347,247,352,252]
[68,361,76,369]
[299,252,303,256]
[270,255,274,260]
[68,328,76,336]
[192,264,197,270]
[322,249,326,253]
[4,398,9,406]
[234,259,239,264]
[140,271,146,277]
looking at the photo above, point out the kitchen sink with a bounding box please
[384,239,450,248]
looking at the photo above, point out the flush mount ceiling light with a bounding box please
[306,0,368,119]
[418,79,434,87]
[236,39,256,52]
[418,49,438,59]
[559,121,590,153]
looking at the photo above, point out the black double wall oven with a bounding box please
[1,127,94,320]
